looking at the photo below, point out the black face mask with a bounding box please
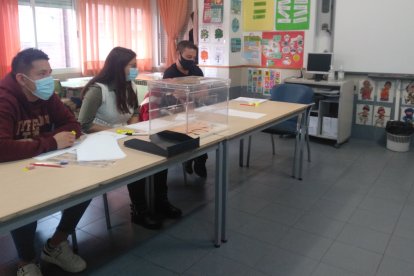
[179,54,195,70]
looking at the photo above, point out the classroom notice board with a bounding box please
[333,0,414,75]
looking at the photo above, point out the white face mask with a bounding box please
[23,75,55,100]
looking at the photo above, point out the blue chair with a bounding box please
[245,83,314,179]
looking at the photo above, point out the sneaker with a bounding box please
[17,263,42,276]
[40,240,86,273]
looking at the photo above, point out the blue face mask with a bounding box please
[24,75,55,100]
[127,67,139,81]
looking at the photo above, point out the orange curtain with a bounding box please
[0,0,21,78]
[77,0,152,76]
[193,0,198,46]
[157,0,188,66]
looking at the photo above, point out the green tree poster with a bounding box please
[275,0,310,30]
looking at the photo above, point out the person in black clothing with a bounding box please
[163,40,208,177]
[163,41,203,78]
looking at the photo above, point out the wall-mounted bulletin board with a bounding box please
[239,0,313,96]
[247,68,281,95]
[242,0,274,31]
[261,31,304,69]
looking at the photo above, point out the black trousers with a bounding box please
[188,153,208,164]
[127,169,168,208]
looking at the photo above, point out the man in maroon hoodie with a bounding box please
[0,48,89,276]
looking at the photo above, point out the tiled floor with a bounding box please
[1,133,414,275]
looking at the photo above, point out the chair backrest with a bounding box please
[270,83,314,104]
[54,79,64,98]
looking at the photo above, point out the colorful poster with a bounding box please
[276,0,310,30]
[232,18,240,32]
[402,81,414,105]
[358,79,375,101]
[263,69,281,95]
[243,33,262,65]
[356,104,373,125]
[203,0,224,24]
[199,25,211,43]
[243,0,274,31]
[231,38,242,52]
[213,25,224,42]
[213,46,225,65]
[247,68,280,95]
[231,0,241,15]
[376,80,394,103]
[373,106,391,128]
[400,106,414,123]
[199,45,210,64]
[261,31,304,69]
[247,68,263,94]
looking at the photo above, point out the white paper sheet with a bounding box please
[76,132,126,161]
[127,119,172,133]
[174,113,197,122]
[94,130,127,140]
[233,97,268,104]
[221,108,266,119]
[34,145,78,161]
[195,105,216,112]
[34,131,126,161]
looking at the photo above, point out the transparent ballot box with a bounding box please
[147,76,230,137]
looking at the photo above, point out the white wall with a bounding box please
[333,0,414,74]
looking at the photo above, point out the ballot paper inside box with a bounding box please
[147,76,230,137]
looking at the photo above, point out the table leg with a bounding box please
[298,111,306,180]
[221,140,228,243]
[146,176,155,214]
[214,142,223,247]
[103,193,111,229]
[239,139,244,167]
[293,111,305,179]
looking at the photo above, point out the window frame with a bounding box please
[18,0,82,75]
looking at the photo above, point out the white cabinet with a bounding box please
[285,78,354,146]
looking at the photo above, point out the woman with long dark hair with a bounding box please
[78,47,182,230]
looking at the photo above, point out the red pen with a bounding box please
[30,162,63,168]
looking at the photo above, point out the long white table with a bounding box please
[0,100,307,248]
[0,133,225,246]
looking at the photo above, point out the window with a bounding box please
[18,0,79,71]
[157,16,168,65]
